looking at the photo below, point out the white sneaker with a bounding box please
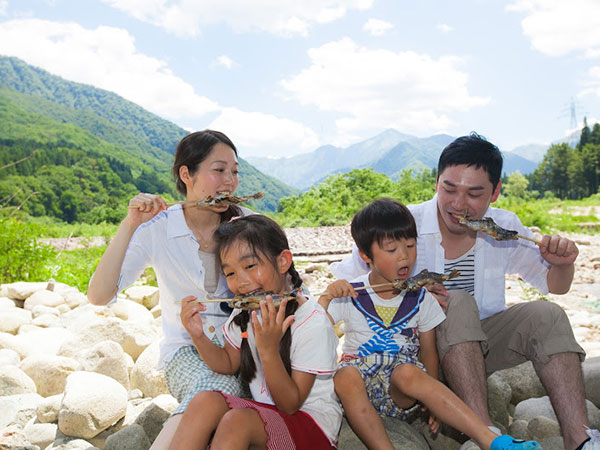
[582,427,600,450]
[459,426,502,450]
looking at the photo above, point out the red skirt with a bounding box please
[219,392,335,450]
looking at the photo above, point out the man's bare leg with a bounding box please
[538,352,590,450]
[441,341,494,426]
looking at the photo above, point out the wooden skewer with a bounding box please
[128,199,201,209]
[517,234,541,245]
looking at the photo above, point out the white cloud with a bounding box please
[212,55,236,70]
[436,23,453,33]
[0,1,8,16]
[363,18,393,36]
[0,19,219,120]
[580,66,600,99]
[209,107,320,157]
[507,0,600,58]
[280,38,490,139]
[100,0,374,38]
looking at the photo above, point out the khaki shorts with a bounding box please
[436,290,585,374]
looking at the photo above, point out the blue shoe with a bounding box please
[491,435,541,450]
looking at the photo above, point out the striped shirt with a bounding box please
[444,245,475,295]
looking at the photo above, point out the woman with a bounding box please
[88,130,252,449]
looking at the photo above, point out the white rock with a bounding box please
[0,307,32,334]
[20,355,81,397]
[63,291,89,310]
[31,304,60,319]
[0,365,37,396]
[0,392,43,428]
[0,348,20,366]
[152,394,179,414]
[0,284,8,297]
[24,418,59,449]
[57,304,71,314]
[46,436,100,449]
[36,393,64,423]
[130,342,168,398]
[124,285,159,310]
[75,340,130,389]
[58,317,158,361]
[24,289,66,310]
[150,304,161,319]
[0,296,17,308]
[17,323,44,334]
[3,327,76,359]
[108,298,155,323]
[32,313,61,328]
[5,281,48,300]
[58,371,128,439]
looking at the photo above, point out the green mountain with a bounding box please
[0,56,297,222]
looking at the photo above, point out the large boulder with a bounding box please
[104,423,151,450]
[5,281,49,300]
[20,355,81,397]
[75,340,131,389]
[0,328,76,359]
[0,348,20,366]
[108,298,155,324]
[514,396,600,429]
[0,307,32,334]
[583,356,600,408]
[498,361,545,405]
[0,392,44,429]
[0,365,37,396]
[129,342,168,398]
[58,371,128,439]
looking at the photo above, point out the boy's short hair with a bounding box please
[351,198,417,260]
[438,132,503,190]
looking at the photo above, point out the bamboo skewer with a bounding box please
[517,234,542,245]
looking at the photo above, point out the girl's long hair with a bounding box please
[214,215,302,384]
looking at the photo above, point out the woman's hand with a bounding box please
[126,193,168,228]
[252,296,294,357]
[180,295,207,341]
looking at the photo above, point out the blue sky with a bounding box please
[0,0,599,158]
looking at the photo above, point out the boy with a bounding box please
[319,198,539,450]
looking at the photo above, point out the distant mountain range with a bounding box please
[0,56,298,221]
[248,130,541,190]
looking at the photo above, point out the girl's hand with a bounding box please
[426,283,449,312]
[180,296,207,341]
[252,296,294,357]
[319,280,357,310]
[126,193,168,228]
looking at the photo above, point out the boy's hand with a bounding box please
[426,283,449,312]
[253,296,294,357]
[180,296,206,340]
[421,405,440,434]
[319,280,357,309]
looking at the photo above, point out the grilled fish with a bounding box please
[399,268,461,291]
[454,215,519,241]
[196,192,263,207]
[227,292,295,310]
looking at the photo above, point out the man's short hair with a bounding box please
[351,198,417,260]
[438,132,503,190]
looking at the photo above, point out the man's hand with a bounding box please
[539,235,579,266]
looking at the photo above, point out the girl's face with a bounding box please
[220,240,292,296]
[180,143,239,212]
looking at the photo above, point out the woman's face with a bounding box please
[183,143,239,212]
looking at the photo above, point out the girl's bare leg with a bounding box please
[168,391,230,450]
[389,364,497,450]
[149,414,182,450]
[335,366,395,450]
[211,408,268,450]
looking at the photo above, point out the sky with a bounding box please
[0,0,600,159]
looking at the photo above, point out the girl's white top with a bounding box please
[223,297,342,446]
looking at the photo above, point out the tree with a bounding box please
[503,171,529,199]
[578,117,591,150]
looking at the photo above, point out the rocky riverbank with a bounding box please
[3,226,597,449]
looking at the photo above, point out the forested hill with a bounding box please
[0,56,298,222]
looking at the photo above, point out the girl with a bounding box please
[170,215,342,449]
[88,130,253,449]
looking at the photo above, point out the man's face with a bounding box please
[435,164,501,236]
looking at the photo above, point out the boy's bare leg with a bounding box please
[389,364,497,450]
[149,414,182,450]
[335,366,395,450]
[211,408,268,450]
[168,391,230,450]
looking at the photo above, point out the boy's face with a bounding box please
[435,164,501,236]
[359,237,417,287]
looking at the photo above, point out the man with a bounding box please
[330,133,598,450]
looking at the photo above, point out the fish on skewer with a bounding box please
[452,213,540,244]
[129,192,263,210]
[401,268,461,291]
[179,291,297,311]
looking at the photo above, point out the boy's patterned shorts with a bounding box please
[338,352,425,419]
[164,345,246,415]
